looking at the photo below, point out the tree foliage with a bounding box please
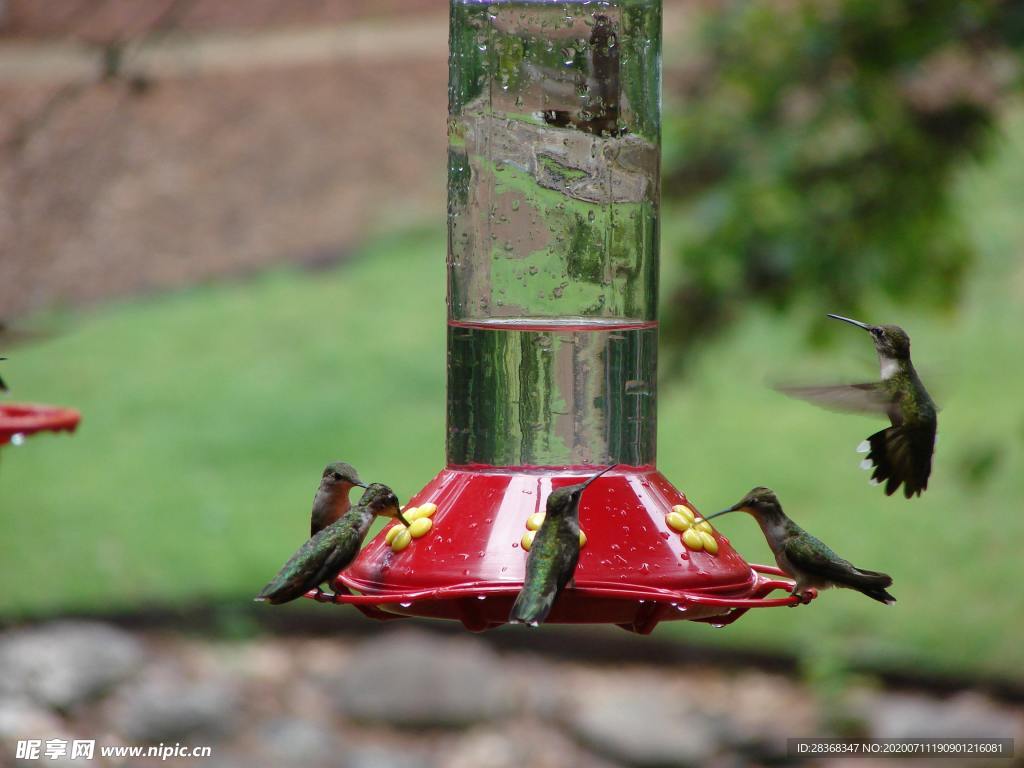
[662,0,1023,354]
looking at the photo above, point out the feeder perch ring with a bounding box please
[305,564,814,634]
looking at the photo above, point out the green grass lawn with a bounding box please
[3,114,1023,679]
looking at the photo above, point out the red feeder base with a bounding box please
[0,403,81,446]
[309,466,813,633]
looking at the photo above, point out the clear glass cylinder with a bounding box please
[447,0,661,468]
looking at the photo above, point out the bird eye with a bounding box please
[332,472,343,481]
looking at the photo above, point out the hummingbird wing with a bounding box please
[509,519,579,626]
[864,423,935,498]
[255,535,332,604]
[256,516,364,604]
[775,382,893,415]
[783,534,893,592]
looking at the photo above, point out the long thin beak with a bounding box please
[579,464,617,492]
[827,313,872,331]
[396,509,411,527]
[702,506,738,522]
[354,482,368,489]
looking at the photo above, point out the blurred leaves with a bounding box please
[662,0,1023,357]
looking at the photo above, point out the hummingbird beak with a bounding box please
[701,508,734,522]
[827,313,873,331]
[355,482,368,489]
[702,500,750,522]
[396,509,411,527]
[578,464,617,492]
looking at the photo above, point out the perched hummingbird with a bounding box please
[778,314,937,498]
[255,482,403,605]
[706,487,895,605]
[310,461,368,536]
[509,466,613,626]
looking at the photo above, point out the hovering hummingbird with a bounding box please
[706,487,895,605]
[310,461,368,536]
[509,465,614,626]
[778,314,937,498]
[255,483,403,605]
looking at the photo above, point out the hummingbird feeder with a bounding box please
[0,403,80,447]
[313,0,812,632]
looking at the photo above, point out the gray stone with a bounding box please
[0,622,144,710]
[0,698,87,767]
[566,681,719,767]
[0,697,65,740]
[332,630,511,729]
[258,717,336,764]
[445,722,622,768]
[104,666,238,742]
[865,692,1023,740]
[346,745,435,768]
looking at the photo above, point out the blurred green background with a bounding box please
[2,0,1023,682]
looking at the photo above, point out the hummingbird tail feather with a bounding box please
[255,574,310,605]
[838,567,893,603]
[860,586,896,605]
[255,582,286,604]
[255,587,279,604]
[865,426,933,499]
[509,591,556,627]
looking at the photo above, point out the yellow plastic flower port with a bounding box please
[681,528,703,551]
[408,518,433,538]
[526,512,546,531]
[672,504,695,524]
[387,503,438,552]
[667,506,719,555]
[698,530,718,554]
[519,512,587,551]
[391,528,412,552]
[407,503,437,521]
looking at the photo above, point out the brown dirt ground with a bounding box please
[0,17,448,320]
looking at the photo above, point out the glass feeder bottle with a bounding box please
[446,0,662,470]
